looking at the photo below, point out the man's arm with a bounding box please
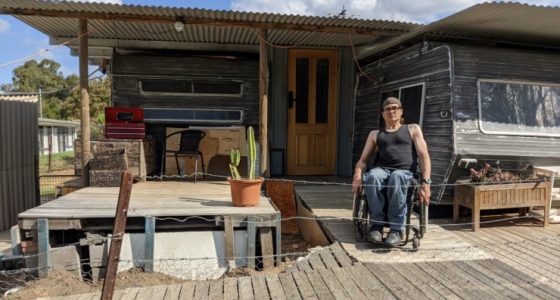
[352,130,378,193]
[410,124,432,204]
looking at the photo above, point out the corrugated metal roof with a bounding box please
[358,2,560,59]
[0,0,419,48]
[0,94,38,103]
[38,118,80,127]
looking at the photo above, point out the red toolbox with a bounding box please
[104,107,145,139]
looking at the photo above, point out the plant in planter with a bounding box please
[468,162,521,184]
[228,126,264,207]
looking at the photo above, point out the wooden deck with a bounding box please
[34,182,560,299]
[19,181,277,229]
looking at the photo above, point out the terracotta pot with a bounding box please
[227,177,264,207]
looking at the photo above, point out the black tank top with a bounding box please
[375,125,416,171]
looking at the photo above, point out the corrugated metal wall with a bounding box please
[111,51,260,128]
[452,43,560,158]
[353,44,454,203]
[0,97,38,231]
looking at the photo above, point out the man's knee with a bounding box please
[388,170,413,185]
[363,168,387,185]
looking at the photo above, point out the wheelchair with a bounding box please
[352,175,426,250]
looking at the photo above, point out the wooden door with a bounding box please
[287,49,338,175]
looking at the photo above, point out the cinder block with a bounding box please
[50,245,81,277]
[88,244,108,268]
[90,267,106,282]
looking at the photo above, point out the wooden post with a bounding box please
[101,171,133,300]
[79,19,91,187]
[37,218,49,278]
[144,217,155,273]
[224,216,235,268]
[275,213,281,266]
[247,216,256,269]
[259,29,270,177]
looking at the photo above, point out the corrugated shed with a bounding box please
[0,0,419,48]
[359,2,560,59]
[0,95,38,231]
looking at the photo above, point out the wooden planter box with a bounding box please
[454,181,551,231]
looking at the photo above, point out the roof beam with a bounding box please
[50,37,260,53]
[1,7,402,36]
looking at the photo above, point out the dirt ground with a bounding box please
[7,233,312,299]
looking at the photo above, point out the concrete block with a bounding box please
[90,267,106,282]
[50,245,81,277]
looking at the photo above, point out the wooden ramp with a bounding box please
[295,185,491,263]
[39,259,560,300]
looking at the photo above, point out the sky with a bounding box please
[1,0,560,87]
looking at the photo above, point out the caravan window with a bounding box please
[380,83,425,127]
[478,80,560,137]
[139,79,244,97]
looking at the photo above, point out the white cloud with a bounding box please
[231,0,560,23]
[0,19,10,33]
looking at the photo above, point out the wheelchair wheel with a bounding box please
[412,235,420,251]
[354,193,369,242]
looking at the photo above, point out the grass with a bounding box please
[39,151,75,174]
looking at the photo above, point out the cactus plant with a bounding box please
[228,126,257,180]
[229,149,241,180]
[247,126,256,180]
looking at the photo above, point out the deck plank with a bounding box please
[178,282,196,300]
[119,287,140,300]
[265,274,287,300]
[330,268,367,300]
[150,285,169,300]
[415,262,474,300]
[425,261,492,299]
[305,270,335,300]
[193,281,210,300]
[365,264,421,300]
[328,243,352,267]
[251,275,268,300]
[390,263,446,300]
[238,277,254,300]
[401,263,461,300]
[442,261,508,300]
[208,279,224,300]
[465,260,548,300]
[345,264,394,299]
[318,249,339,269]
[223,277,239,300]
[291,271,319,300]
[163,284,182,300]
[278,272,303,300]
[317,268,350,299]
[307,253,326,270]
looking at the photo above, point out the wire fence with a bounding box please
[38,175,81,204]
[2,171,557,297]
[2,228,560,298]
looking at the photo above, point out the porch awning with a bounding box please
[0,0,419,65]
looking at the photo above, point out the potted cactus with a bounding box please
[228,126,264,207]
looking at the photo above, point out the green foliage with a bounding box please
[229,149,241,179]
[247,126,256,180]
[39,151,75,174]
[9,59,111,129]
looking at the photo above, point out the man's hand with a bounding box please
[418,184,431,205]
[352,174,362,194]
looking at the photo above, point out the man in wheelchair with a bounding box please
[352,97,432,247]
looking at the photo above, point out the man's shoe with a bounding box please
[384,231,402,247]
[368,230,383,243]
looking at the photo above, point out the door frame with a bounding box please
[286,49,339,175]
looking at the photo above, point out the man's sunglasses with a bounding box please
[383,106,402,112]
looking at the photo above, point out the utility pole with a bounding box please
[38,87,43,118]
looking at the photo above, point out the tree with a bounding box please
[9,59,111,126]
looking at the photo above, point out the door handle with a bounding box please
[288,91,295,109]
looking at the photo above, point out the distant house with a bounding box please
[38,118,80,155]
[0,93,38,231]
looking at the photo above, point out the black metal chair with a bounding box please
[160,130,206,182]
